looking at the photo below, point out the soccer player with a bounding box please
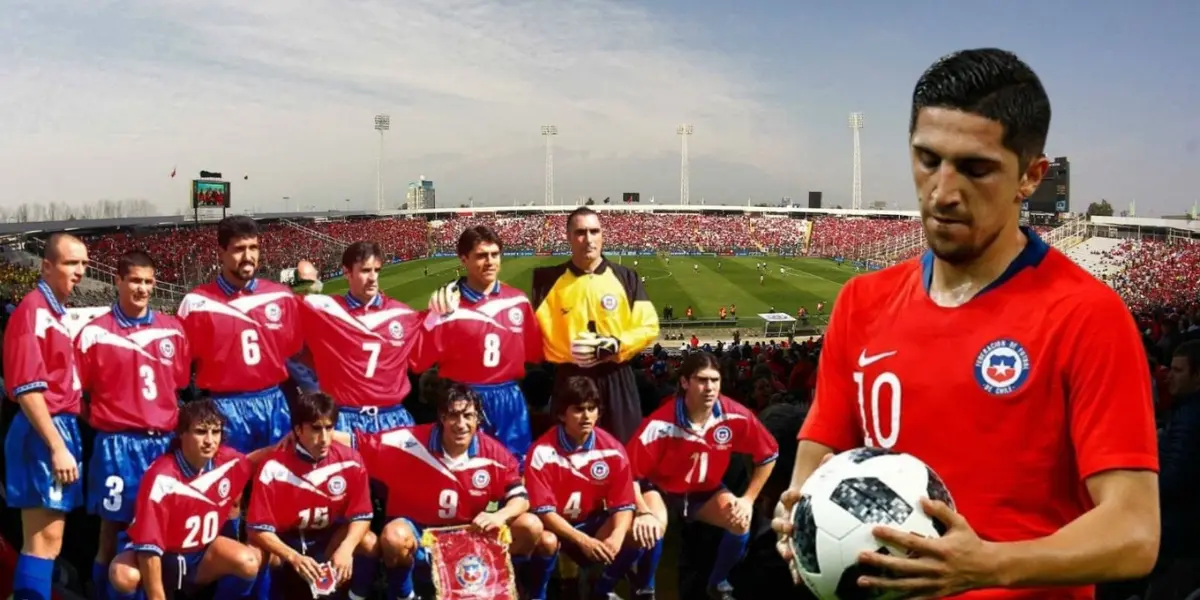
[524,376,642,600]
[531,206,659,443]
[301,241,424,432]
[339,381,555,600]
[3,233,88,600]
[177,216,302,452]
[628,351,778,600]
[107,400,263,600]
[76,251,190,598]
[771,48,1159,598]
[418,225,543,463]
[247,392,377,599]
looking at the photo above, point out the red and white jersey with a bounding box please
[177,276,301,394]
[413,281,543,384]
[2,281,81,415]
[628,397,778,495]
[300,293,424,409]
[525,426,636,524]
[75,307,189,433]
[247,443,372,538]
[126,447,251,556]
[354,424,525,526]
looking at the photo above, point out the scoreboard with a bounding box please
[1023,156,1069,214]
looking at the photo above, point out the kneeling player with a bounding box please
[337,381,556,600]
[108,400,265,600]
[627,352,778,600]
[248,392,378,599]
[524,376,642,600]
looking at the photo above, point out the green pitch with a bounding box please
[322,255,855,325]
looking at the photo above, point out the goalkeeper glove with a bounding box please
[571,332,620,367]
[428,282,461,315]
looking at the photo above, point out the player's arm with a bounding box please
[410,319,440,374]
[332,464,374,559]
[126,484,170,600]
[522,301,546,364]
[492,451,530,523]
[137,554,167,600]
[604,455,637,543]
[737,416,779,504]
[524,460,587,546]
[612,267,659,363]
[3,324,72,471]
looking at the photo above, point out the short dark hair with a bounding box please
[291,392,338,429]
[176,399,226,438]
[566,206,599,232]
[43,233,84,261]
[910,48,1051,168]
[1174,340,1200,375]
[552,376,602,416]
[434,380,484,418]
[117,250,156,278]
[341,241,383,270]
[456,226,504,258]
[217,216,259,249]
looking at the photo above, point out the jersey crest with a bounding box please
[589,460,610,480]
[455,554,490,592]
[472,469,491,489]
[973,339,1032,395]
[600,294,618,311]
[328,475,347,496]
[713,425,733,446]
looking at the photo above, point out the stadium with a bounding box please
[1,204,1198,600]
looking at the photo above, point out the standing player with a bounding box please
[301,241,424,432]
[628,352,778,600]
[531,206,659,443]
[772,49,1159,598]
[524,376,642,600]
[339,381,556,600]
[247,392,377,599]
[3,233,88,600]
[177,216,301,452]
[76,251,190,598]
[107,400,263,600]
[418,225,543,463]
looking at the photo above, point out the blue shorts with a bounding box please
[119,531,204,593]
[212,386,291,453]
[4,412,84,511]
[335,403,413,434]
[469,381,531,466]
[642,481,726,521]
[87,431,173,523]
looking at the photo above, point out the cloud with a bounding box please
[0,0,804,211]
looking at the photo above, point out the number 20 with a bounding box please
[853,371,901,449]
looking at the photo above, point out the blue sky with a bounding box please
[0,0,1196,216]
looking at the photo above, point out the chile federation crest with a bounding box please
[973,339,1031,395]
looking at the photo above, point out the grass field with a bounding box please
[322,255,856,328]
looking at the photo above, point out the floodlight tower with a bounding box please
[848,112,864,211]
[541,125,557,206]
[677,124,693,205]
[374,114,390,212]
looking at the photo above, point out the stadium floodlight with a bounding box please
[848,112,864,211]
[541,126,557,206]
[677,124,693,206]
[375,114,391,213]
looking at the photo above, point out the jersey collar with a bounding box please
[294,443,322,464]
[345,292,383,310]
[217,272,258,296]
[555,425,595,453]
[920,226,1050,298]
[674,396,724,430]
[459,278,500,303]
[112,303,153,328]
[428,424,480,458]
[36,280,66,316]
[566,257,610,277]
[174,449,214,479]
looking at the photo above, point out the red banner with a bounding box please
[420,525,518,600]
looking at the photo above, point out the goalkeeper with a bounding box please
[529,207,659,443]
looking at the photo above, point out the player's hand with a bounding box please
[571,332,619,367]
[857,498,1000,598]
[579,534,617,564]
[288,551,325,583]
[329,547,354,584]
[772,453,833,584]
[728,495,753,530]
[471,511,506,534]
[428,282,460,315]
[601,533,623,561]
[50,446,78,486]
[632,513,663,549]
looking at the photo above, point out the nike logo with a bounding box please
[560,308,571,315]
[857,349,897,368]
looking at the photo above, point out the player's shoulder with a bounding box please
[254,279,294,296]
[328,441,368,465]
[476,431,517,460]
[592,427,628,452]
[532,262,570,282]
[145,449,180,476]
[604,260,636,279]
[379,294,416,312]
[530,427,560,448]
[842,257,921,300]
[215,445,248,467]
[719,396,757,418]
[154,311,186,331]
[494,284,530,302]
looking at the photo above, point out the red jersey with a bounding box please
[247,443,372,539]
[628,397,778,495]
[799,234,1158,600]
[354,424,525,526]
[126,447,251,556]
[300,293,424,409]
[177,276,301,394]
[413,281,543,384]
[525,426,636,524]
[2,282,81,415]
[75,307,190,433]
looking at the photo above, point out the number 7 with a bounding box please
[362,342,381,378]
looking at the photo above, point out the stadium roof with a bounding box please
[0,210,372,235]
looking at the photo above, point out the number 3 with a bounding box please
[102,475,124,512]
[140,365,157,401]
[482,333,501,368]
[853,371,902,448]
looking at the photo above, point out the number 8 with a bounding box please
[482,333,501,367]
[853,371,902,449]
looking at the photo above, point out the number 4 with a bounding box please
[563,491,583,521]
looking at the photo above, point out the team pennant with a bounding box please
[420,525,517,599]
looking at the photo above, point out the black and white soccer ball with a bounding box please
[790,447,954,600]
